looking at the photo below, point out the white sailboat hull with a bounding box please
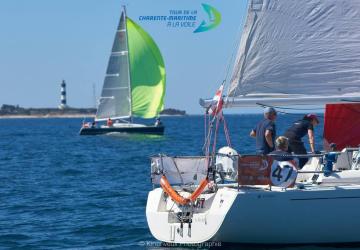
[147,178,360,244]
[216,185,360,244]
[79,123,164,135]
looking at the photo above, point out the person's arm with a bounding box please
[265,130,274,149]
[308,129,315,152]
[250,130,256,137]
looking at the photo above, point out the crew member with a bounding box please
[270,136,295,162]
[250,107,277,155]
[154,117,162,127]
[283,114,320,168]
[107,118,113,127]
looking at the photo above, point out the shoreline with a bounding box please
[0,114,96,119]
[0,114,189,119]
[0,105,188,118]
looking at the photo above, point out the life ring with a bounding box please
[160,175,209,205]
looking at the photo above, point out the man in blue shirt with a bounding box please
[250,107,277,155]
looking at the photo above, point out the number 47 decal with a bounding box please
[272,165,293,182]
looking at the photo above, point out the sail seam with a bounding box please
[106,74,121,77]
[111,51,128,55]
[103,87,129,90]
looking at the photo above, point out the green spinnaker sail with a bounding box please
[126,18,166,118]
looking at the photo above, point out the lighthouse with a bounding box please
[59,80,68,109]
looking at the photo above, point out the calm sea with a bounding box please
[0,114,356,249]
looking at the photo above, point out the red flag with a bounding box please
[208,85,224,116]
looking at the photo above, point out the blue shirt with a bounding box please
[253,118,276,155]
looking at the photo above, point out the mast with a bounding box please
[92,83,96,109]
[123,5,133,123]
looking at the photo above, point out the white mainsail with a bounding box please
[96,11,132,121]
[205,0,360,108]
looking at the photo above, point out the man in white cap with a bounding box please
[250,107,277,155]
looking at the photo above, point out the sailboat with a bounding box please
[80,7,165,136]
[146,0,360,244]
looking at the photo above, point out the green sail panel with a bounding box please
[126,18,166,118]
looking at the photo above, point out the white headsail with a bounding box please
[203,0,360,108]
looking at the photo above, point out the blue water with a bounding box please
[0,114,353,249]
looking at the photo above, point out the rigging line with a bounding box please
[204,115,213,168]
[194,157,204,176]
[212,116,221,156]
[256,103,325,117]
[202,114,212,153]
[172,158,185,186]
[205,127,213,169]
[222,114,232,147]
[204,112,207,145]
[256,102,325,111]
[341,99,360,103]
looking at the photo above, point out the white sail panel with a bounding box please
[229,0,360,100]
[96,12,131,120]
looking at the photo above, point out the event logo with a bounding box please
[193,4,221,33]
[138,3,221,33]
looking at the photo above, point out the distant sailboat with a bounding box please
[80,7,165,135]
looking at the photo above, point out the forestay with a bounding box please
[219,0,360,107]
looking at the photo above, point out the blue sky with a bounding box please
[0,0,250,114]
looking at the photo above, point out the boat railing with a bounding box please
[150,148,359,190]
[216,152,339,158]
[150,155,208,188]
